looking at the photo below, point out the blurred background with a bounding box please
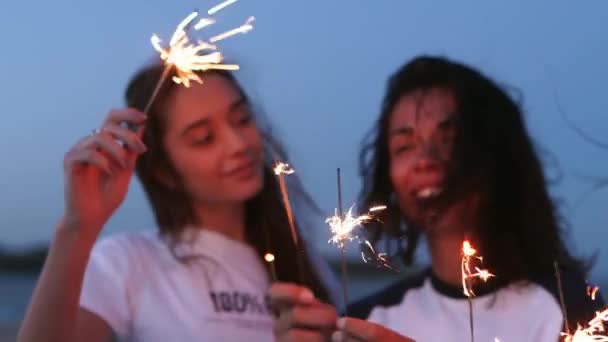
[1,0,607,339]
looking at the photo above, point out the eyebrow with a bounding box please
[180,96,247,137]
[389,126,414,137]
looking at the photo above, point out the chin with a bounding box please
[232,175,264,201]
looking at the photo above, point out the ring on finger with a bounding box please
[89,127,103,137]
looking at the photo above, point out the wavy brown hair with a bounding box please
[359,55,589,282]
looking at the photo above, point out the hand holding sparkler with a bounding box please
[269,283,338,341]
[332,317,415,342]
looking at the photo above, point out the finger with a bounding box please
[67,149,113,175]
[102,124,147,153]
[337,318,380,342]
[80,133,130,169]
[103,108,147,128]
[269,283,316,310]
[331,331,365,342]
[276,303,337,335]
[278,329,325,342]
[337,318,414,342]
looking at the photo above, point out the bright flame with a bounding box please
[150,3,253,87]
[274,162,295,175]
[326,206,372,248]
[563,308,608,341]
[264,253,275,263]
[461,240,494,297]
[588,286,600,301]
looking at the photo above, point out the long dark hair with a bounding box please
[359,55,588,283]
[125,63,330,302]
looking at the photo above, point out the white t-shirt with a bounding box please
[349,269,604,342]
[80,229,276,341]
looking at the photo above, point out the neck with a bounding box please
[428,231,465,287]
[192,201,247,242]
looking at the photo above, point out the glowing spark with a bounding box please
[208,0,238,15]
[273,162,295,175]
[264,253,275,263]
[588,286,600,301]
[562,308,608,341]
[326,206,372,248]
[361,240,397,271]
[210,17,255,43]
[150,7,254,88]
[326,204,390,268]
[369,205,387,212]
[461,240,494,297]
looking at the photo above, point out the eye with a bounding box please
[193,133,214,146]
[237,112,253,126]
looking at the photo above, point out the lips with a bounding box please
[225,159,258,179]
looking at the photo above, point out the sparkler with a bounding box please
[273,162,299,249]
[272,161,306,283]
[264,253,277,282]
[461,240,495,342]
[326,169,392,315]
[555,262,572,336]
[588,286,600,301]
[562,308,608,342]
[145,0,254,113]
[336,168,349,315]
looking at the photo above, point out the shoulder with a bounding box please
[92,230,164,259]
[347,269,428,319]
[531,269,605,331]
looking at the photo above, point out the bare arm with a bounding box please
[18,108,147,342]
[17,222,112,342]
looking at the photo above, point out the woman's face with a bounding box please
[160,74,264,206]
[388,87,475,231]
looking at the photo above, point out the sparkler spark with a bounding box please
[461,240,494,297]
[562,308,608,342]
[208,0,238,15]
[273,162,295,176]
[588,286,600,301]
[361,240,397,271]
[264,253,275,263]
[461,240,494,342]
[150,1,253,88]
[326,206,372,248]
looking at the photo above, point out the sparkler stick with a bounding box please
[555,261,572,336]
[337,168,349,316]
[273,162,306,283]
[273,163,299,248]
[264,252,277,282]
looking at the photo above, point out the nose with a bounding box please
[223,126,248,156]
[413,140,442,173]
